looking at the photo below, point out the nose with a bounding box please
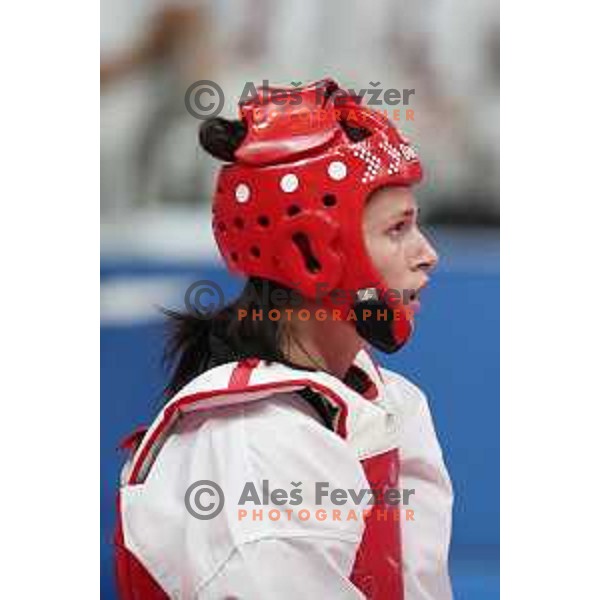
[414,230,439,274]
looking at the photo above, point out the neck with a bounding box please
[283,302,364,380]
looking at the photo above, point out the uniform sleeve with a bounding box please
[179,392,372,599]
[198,536,366,599]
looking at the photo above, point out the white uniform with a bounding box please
[115,350,453,599]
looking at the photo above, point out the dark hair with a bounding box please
[163,277,295,399]
[198,117,248,162]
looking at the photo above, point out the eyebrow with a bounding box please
[390,207,417,220]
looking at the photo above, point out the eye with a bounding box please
[387,221,407,237]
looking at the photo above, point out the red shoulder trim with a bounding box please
[127,372,349,485]
[118,427,149,452]
[228,357,260,389]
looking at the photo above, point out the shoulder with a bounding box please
[137,388,370,516]
[159,391,369,582]
[121,389,369,577]
[184,390,369,495]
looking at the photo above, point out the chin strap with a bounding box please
[353,298,407,353]
[351,285,412,353]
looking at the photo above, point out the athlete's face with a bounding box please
[363,186,438,313]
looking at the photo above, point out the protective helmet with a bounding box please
[206,78,423,353]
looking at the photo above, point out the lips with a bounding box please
[405,280,428,314]
[408,298,421,314]
[406,290,420,314]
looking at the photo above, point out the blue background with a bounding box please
[101,229,499,598]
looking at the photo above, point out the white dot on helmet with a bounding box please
[280,174,299,193]
[235,183,251,203]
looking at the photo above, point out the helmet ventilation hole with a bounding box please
[287,205,302,217]
[292,232,321,273]
[322,194,337,207]
[257,215,270,228]
[250,246,261,258]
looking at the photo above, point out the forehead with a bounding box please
[364,186,416,223]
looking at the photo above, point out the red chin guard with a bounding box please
[210,78,423,353]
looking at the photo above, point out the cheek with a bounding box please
[367,235,411,287]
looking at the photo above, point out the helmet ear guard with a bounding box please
[271,212,343,299]
[208,77,423,352]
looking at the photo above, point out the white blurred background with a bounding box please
[101,0,499,258]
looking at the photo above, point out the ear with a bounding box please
[271,212,343,300]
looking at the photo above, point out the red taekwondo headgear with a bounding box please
[205,78,423,353]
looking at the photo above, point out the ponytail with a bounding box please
[163,278,292,400]
[198,117,247,162]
